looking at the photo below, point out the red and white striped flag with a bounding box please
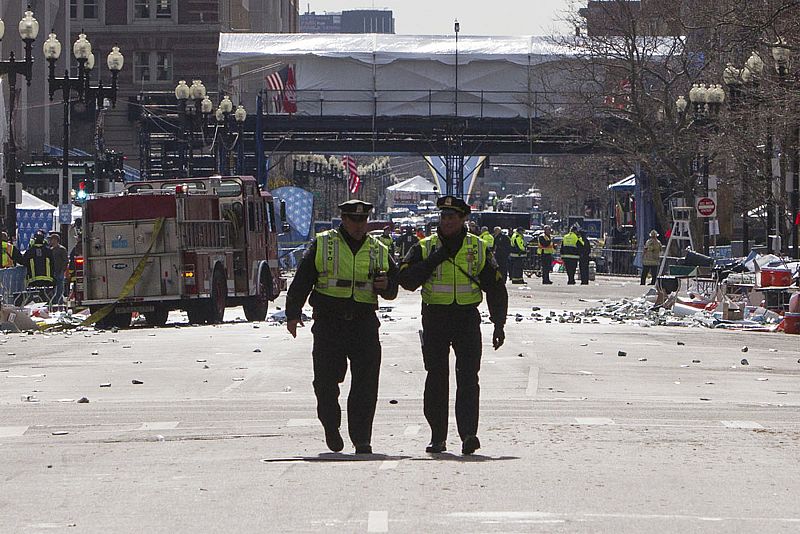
[343,155,361,194]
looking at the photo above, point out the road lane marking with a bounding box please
[379,461,398,470]
[287,419,318,427]
[403,425,420,436]
[525,366,539,397]
[0,426,28,437]
[574,418,615,425]
[139,422,179,430]
[367,511,388,532]
[448,511,800,523]
[721,420,764,429]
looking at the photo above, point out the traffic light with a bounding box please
[76,180,88,202]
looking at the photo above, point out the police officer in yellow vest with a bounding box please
[561,224,584,285]
[398,195,507,455]
[1,231,24,268]
[479,226,494,251]
[537,225,555,285]
[23,230,54,289]
[285,200,398,454]
[509,227,527,284]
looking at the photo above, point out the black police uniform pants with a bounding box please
[564,257,579,284]
[540,253,553,283]
[421,307,482,443]
[579,256,590,284]
[640,265,658,285]
[311,314,381,446]
[509,254,525,283]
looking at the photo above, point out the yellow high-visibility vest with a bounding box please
[420,234,486,305]
[314,229,389,304]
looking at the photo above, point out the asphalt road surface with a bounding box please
[2,273,799,533]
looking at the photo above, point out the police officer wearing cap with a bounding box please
[285,200,399,455]
[398,195,508,455]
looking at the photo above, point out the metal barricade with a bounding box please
[0,267,26,305]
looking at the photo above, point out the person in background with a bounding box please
[479,226,494,251]
[492,227,511,282]
[509,227,527,284]
[1,231,24,268]
[577,227,591,285]
[641,229,662,285]
[537,225,555,285]
[416,227,426,241]
[398,226,419,259]
[23,230,54,291]
[378,225,396,259]
[47,232,69,304]
[560,225,583,285]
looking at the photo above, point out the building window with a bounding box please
[134,0,173,20]
[70,0,99,20]
[133,51,173,83]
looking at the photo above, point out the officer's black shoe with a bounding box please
[425,441,447,453]
[354,444,372,454]
[324,428,344,452]
[461,435,481,455]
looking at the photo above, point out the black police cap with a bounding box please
[338,199,373,215]
[436,195,470,215]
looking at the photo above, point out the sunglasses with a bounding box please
[344,214,368,222]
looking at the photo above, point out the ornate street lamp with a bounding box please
[771,37,791,77]
[0,7,39,235]
[46,31,125,236]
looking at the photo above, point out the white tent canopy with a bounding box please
[386,175,438,208]
[218,33,569,67]
[219,33,573,118]
[387,175,437,193]
[19,189,57,210]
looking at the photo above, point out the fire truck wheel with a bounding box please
[94,308,131,329]
[243,269,270,322]
[145,306,169,327]
[208,267,227,324]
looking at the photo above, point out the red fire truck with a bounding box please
[73,175,286,328]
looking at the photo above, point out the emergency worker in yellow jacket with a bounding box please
[1,231,24,268]
[537,225,555,285]
[23,230,54,288]
[479,226,494,251]
[285,200,399,455]
[398,195,508,455]
[509,227,527,284]
[561,224,584,285]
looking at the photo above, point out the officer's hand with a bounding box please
[492,324,505,350]
[373,274,388,291]
[287,319,304,338]
[428,245,452,265]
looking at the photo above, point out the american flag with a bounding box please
[343,155,361,194]
[265,66,288,113]
[265,65,297,114]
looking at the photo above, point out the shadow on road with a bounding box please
[261,453,413,463]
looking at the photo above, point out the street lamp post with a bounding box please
[0,8,39,236]
[771,38,799,259]
[682,83,724,254]
[454,19,459,117]
[174,79,212,178]
[234,104,247,175]
[45,30,124,241]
